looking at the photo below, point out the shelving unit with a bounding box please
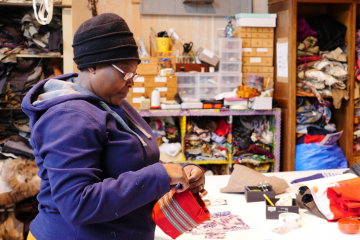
[12,54,63,58]
[138,108,281,172]
[269,0,355,171]
[0,1,71,8]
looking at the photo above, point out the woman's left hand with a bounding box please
[183,165,205,194]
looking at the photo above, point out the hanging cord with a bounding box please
[33,0,54,25]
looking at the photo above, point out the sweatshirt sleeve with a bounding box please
[32,108,170,226]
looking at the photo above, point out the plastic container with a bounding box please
[220,73,242,85]
[216,38,242,52]
[199,73,219,85]
[199,86,219,100]
[178,87,198,98]
[338,219,360,234]
[176,73,198,86]
[220,51,242,62]
[219,61,242,72]
[151,88,160,107]
[156,37,170,52]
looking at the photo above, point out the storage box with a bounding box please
[251,97,273,110]
[137,58,158,75]
[245,186,275,203]
[181,102,203,109]
[235,13,277,27]
[217,38,242,52]
[242,57,273,66]
[153,75,177,87]
[265,198,299,219]
[198,47,220,66]
[220,73,242,85]
[176,63,209,72]
[220,61,242,72]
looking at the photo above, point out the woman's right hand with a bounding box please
[162,164,190,193]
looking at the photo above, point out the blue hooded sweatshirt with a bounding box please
[21,73,198,240]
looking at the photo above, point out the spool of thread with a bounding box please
[164,60,172,68]
[201,67,205,73]
[151,88,160,107]
[209,67,215,73]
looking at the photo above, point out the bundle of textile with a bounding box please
[0,12,25,59]
[354,110,360,152]
[0,158,40,206]
[184,118,230,161]
[296,17,349,102]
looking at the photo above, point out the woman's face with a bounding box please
[88,61,138,106]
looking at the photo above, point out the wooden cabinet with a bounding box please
[268,0,356,171]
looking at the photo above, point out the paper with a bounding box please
[257,48,268,52]
[135,77,144,83]
[157,87,168,92]
[133,87,145,93]
[318,131,343,147]
[155,77,167,82]
[276,42,288,78]
[243,48,252,52]
[250,57,261,63]
[202,48,214,58]
[132,98,141,103]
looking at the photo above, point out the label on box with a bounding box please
[202,48,214,58]
[250,57,261,63]
[132,98,141,103]
[243,48,252,52]
[156,87,168,92]
[135,77,145,83]
[257,48,268,52]
[133,87,145,93]
[268,207,276,212]
[155,77,167,82]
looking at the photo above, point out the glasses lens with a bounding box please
[124,73,133,81]
[132,74,139,81]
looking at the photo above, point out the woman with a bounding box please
[21,13,205,240]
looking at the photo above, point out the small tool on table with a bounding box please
[263,194,275,206]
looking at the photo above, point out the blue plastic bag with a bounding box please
[295,143,348,171]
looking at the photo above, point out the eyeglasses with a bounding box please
[111,64,138,81]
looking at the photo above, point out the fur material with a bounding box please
[0,158,40,206]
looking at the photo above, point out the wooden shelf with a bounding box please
[296,93,333,99]
[14,54,63,58]
[0,2,71,8]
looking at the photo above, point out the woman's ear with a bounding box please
[88,66,96,75]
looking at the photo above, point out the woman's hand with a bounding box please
[162,164,190,193]
[183,165,205,194]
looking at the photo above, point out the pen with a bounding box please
[175,183,181,189]
[263,194,274,206]
[245,186,251,192]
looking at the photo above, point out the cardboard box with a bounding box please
[153,75,177,88]
[265,198,299,219]
[137,58,158,75]
[134,75,155,87]
[198,47,220,66]
[245,186,275,203]
[243,57,273,66]
[251,97,273,110]
[235,13,277,28]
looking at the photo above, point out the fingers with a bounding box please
[188,184,204,194]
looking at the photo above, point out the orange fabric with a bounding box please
[327,177,360,220]
[152,190,210,239]
[27,232,36,240]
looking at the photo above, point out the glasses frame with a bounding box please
[111,64,138,81]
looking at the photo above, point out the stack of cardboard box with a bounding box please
[235,27,274,90]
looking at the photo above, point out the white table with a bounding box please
[155,169,360,240]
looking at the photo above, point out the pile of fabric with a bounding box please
[354,109,360,152]
[0,9,62,60]
[232,116,274,173]
[296,16,349,107]
[184,118,231,161]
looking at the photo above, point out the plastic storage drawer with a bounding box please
[220,73,243,85]
[176,73,198,86]
[198,73,220,85]
[178,87,198,98]
[220,61,242,72]
[220,51,242,62]
[199,86,219,100]
[218,38,242,52]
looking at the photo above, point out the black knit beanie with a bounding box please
[72,13,141,70]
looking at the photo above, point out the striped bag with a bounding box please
[152,190,210,239]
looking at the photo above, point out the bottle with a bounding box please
[151,88,160,108]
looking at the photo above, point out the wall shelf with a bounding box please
[0,2,71,8]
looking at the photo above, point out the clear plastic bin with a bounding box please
[156,51,173,57]
[178,87,198,98]
[199,73,219,85]
[217,38,242,52]
[220,51,242,61]
[176,73,198,86]
[220,85,239,93]
[220,61,242,72]
[220,73,243,85]
[199,86,219,100]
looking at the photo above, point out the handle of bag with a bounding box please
[33,0,54,25]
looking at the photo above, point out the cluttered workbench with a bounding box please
[155,168,359,240]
